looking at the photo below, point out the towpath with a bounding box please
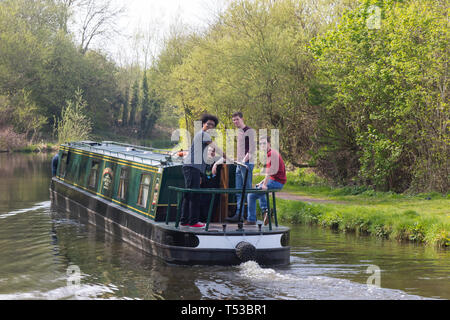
[275,191,345,204]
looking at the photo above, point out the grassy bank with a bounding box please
[255,169,450,247]
[16,142,59,153]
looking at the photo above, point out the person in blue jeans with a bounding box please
[246,135,286,225]
[218,112,256,222]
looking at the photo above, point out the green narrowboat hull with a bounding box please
[50,141,290,266]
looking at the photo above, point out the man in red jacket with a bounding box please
[245,135,286,225]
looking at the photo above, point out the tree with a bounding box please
[129,80,139,127]
[140,71,150,138]
[311,0,449,192]
[121,86,129,127]
[71,0,126,54]
[155,0,326,164]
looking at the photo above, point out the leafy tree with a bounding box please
[121,86,129,127]
[311,0,448,192]
[129,79,139,127]
[154,0,328,162]
[140,71,150,137]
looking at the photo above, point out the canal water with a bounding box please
[0,153,449,300]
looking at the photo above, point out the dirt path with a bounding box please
[275,192,345,204]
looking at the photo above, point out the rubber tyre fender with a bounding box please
[235,241,256,262]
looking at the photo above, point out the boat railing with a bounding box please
[166,186,281,231]
[102,141,172,155]
[66,141,176,167]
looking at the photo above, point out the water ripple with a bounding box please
[0,201,51,219]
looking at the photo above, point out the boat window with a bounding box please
[65,151,76,181]
[101,166,115,197]
[59,153,68,177]
[88,161,100,190]
[117,167,129,200]
[78,157,89,185]
[137,174,152,208]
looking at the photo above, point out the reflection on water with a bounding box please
[0,153,449,300]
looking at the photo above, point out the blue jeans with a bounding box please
[235,163,254,216]
[247,179,284,222]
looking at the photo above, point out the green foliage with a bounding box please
[152,0,334,160]
[284,168,328,187]
[311,0,449,192]
[0,90,46,141]
[54,89,92,144]
[140,72,162,138]
[140,72,150,136]
[129,80,139,127]
[0,0,447,195]
[0,0,125,139]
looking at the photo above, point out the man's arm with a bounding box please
[209,141,231,176]
[256,174,270,190]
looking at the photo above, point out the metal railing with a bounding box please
[65,141,177,167]
[165,186,281,231]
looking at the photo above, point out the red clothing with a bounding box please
[265,149,286,184]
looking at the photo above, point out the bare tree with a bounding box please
[71,0,126,54]
[57,0,77,33]
[131,20,163,70]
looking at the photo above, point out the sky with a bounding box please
[122,0,217,30]
[98,0,229,65]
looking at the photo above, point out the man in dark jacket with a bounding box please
[181,114,227,228]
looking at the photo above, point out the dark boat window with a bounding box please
[117,167,129,200]
[137,174,151,208]
[78,157,89,186]
[59,153,68,177]
[65,151,76,181]
[88,161,100,190]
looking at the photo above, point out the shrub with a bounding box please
[54,89,92,144]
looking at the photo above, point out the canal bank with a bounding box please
[251,169,449,248]
[274,193,449,248]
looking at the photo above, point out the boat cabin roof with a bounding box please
[63,141,182,167]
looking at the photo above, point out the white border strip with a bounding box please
[196,234,282,249]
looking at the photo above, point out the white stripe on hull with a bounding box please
[196,234,282,249]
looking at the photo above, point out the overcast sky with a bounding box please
[99,0,229,65]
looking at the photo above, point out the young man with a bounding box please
[181,114,226,228]
[224,112,256,222]
[246,135,286,225]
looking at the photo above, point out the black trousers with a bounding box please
[199,166,222,222]
[181,166,201,225]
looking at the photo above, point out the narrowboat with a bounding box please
[50,141,290,266]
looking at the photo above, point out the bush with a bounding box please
[54,89,92,144]
[0,126,26,151]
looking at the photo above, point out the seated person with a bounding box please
[246,135,286,225]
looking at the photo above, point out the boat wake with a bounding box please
[0,283,128,300]
[0,201,51,219]
[235,260,429,300]
[238,261,293,281]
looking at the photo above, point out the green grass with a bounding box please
[254,168,450,247]
[276,199,449,247]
